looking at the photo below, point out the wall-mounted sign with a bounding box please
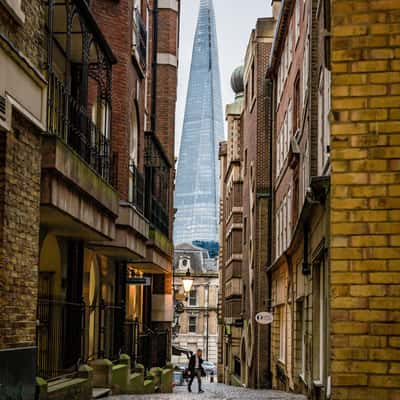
[175,293,186,301]
[234,319,244,327]
[126,277,151,286]
[255,312,273,325]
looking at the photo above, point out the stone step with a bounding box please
[92,388,111,399]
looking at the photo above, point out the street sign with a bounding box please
[126,277,151,286]
[255,312,273,325]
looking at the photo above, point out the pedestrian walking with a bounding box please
[188,349,205,393]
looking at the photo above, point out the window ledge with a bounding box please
[1,0,25,25]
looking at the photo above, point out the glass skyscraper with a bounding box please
[174,0,224,245]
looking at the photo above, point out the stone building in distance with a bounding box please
[172,243,219,366]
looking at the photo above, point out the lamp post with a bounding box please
[182,268,194,294]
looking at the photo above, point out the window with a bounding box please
[323,69,331,171]
[301,141,310,206]
[313,260,327,383]
[244,148,248,175]
[295,0,300,43]
[251,61,255,100]
[302,27,310,108]
[293,74,300,134]
[297,299,306,378]
[189,289,197,306]
[243,217,247,244]
[189,316,197,333]
[279,305,286,362]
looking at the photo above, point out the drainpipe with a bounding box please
[265,76,274,389]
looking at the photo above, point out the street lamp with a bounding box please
[182,268,194,293]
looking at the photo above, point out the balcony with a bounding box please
[47,72,113,183]
[41,0,119,241]
[144,131,171,238]
[45,0,116,184]
[132,7,147,72]
[129,162,145,215]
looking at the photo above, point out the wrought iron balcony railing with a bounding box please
[144,132,171,236]
[129,163,145,214]
[150,195,169,237]
[47,73,113,183]
[133,8,147,69]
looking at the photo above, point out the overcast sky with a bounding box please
[175,0,272,155]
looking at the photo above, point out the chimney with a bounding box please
[271,0,281,20]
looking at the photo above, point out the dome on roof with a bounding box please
[231,66,244,95]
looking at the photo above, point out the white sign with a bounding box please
[255,312,273,325]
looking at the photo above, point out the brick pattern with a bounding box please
[330,1,400,399]
[0,111,41,349]
[241,20,274,389]
[0,0,44,69]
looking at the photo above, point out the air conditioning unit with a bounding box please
[0,95,11,132]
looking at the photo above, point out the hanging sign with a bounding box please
[126,276,151,286]
[255,312,273,325]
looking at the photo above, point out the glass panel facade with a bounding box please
[174,0,224,244]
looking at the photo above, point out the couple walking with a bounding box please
[187,349,205,393]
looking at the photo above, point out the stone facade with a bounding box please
[172,244,219,366]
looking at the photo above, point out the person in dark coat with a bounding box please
[188,349,205,393]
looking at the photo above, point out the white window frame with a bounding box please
[189,288,197,306]
[295,0,300,44]
[188,316,197,333]
[279,305,286,363]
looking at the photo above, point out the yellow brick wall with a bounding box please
[330,1,400,399]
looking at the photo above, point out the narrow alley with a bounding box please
[111,383,307,400]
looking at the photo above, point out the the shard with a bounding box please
[174,0,224,245]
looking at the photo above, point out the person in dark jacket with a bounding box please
[188,349,205,393]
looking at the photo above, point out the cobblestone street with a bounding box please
[110,382,307,400]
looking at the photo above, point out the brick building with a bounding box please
[266,0,330,397]
[267,0,400,399]
[0,0,179,398]
[0,0,46,397]
[172,243,219,366]
[329,0,400,399]
[218,18,276,389]
[218,68,245,385]
[219,0,400,398]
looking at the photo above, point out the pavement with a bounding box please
[110,382,307,400]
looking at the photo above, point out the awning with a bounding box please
[172,345,193,359]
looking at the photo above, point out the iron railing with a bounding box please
[98,302,125,361]
[36,298,85,380]
[47,72,113,183]
[150,196,169,236]
[133,8,147,68]
[124,319,140,366]
[123,321,169,371]
[129,163,145,214]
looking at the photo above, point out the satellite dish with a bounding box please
[255,312,273,325]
